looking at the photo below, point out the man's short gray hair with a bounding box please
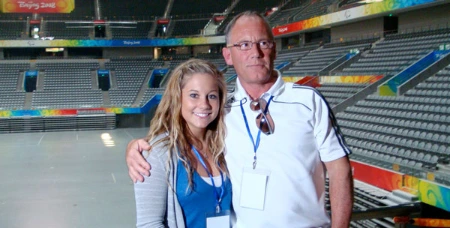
[224,10,274,45]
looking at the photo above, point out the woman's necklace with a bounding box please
[194,143,210,159]
[201,149,209,159]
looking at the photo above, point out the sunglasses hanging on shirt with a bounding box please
[249,98,275,135]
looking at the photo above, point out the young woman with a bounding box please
[134,59,231,228]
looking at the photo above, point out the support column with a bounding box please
[94,0,102,20]
[32,13,40,20]
[64,48,69,58]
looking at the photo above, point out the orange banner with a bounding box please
[295,76,320,88]
[351,160,403,191]
[319,75,383,84]
[1,0,74,13]
[394,217,450,227]
[282,76,304,83]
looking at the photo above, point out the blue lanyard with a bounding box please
[192,146,225,213]
[239,95,274,169]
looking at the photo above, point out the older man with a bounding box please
[127,11,353,227]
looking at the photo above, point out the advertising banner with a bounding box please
[1,0,74,13]
[351,160,403,191]
[0,36,226,47]
[282,76,304,83]
[272,0,437,36]
[157,19,170,24]
[320,75,383,84]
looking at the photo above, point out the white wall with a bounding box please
[330,3,450,41]
[193,45,211,56]
[398,3,450,31]
[173,46,190,54]
[330,17,384,42]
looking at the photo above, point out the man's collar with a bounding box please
[232,70,285,101]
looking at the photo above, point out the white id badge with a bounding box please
[239,167,271,210]
[206,210,231,228]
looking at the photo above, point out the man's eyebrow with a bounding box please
[235,39,270,43]
[233,40,250,43]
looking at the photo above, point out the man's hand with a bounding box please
[126,139,152,183]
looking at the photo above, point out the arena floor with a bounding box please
[0,128,149,228]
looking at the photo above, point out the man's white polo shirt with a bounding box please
[224,72,351,227]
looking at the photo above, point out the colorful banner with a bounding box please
[295,76,321,87]
[0,36,225,48]
[409,218,450,227]
[320,75,383,84]
[282,76,305,83]
[351,160,403,191]
[379,50,449,96]
[394,217,450,227]
[0,94,163,118]
[416,179,450,212]
[284,75,383,86]
[273,0,438,36]
[1,0,74,13]
[351,160,450,212]
[0,107,138,118]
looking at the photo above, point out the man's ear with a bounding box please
[222,47,233,66]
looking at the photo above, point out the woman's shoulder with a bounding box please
[145,133,171,160]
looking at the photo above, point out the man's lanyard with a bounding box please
[239,95,274,169]
[192,146,225,213]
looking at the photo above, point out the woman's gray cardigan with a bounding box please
[134,139,186,228]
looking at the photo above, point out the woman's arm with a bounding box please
[134,150,169,228]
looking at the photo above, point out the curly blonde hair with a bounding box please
[146,59,227,186]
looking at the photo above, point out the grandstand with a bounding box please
[0,0,450,227]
